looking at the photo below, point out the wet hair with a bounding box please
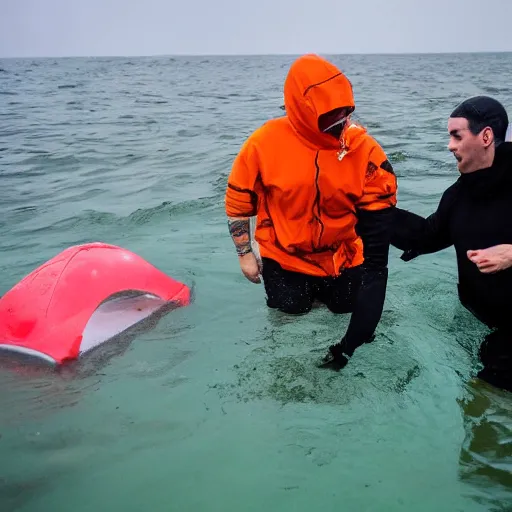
[450,95,509,144]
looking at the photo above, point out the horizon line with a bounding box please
[1,49,512,60]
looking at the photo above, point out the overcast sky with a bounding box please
[1,0,511,58]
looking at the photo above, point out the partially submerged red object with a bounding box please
[0,242,191,365]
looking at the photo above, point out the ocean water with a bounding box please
[1,53,511,511]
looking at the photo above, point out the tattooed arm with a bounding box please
[227,216,261,283]
[228,217,252,256]
[225,131,262,283]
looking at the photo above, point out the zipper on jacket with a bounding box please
[313,151,325,249]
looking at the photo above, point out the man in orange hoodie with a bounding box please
[225,54,397,370]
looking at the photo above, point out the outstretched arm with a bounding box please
[341,206,395,355]
[322,146,397,367]
[391,184,457,261]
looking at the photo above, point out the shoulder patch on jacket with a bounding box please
[366,161,378,178]
[380,159,395,174]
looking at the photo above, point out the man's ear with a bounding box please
[482,126,494,147]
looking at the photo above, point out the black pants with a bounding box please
[477,329,512,392]
[261,257,361,315]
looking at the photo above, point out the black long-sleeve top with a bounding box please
[391,142,512,331]
[340,205,395,356]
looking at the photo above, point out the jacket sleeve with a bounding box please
[225,134,261,218]
[355,143,398,212]
[336,144,397,356]
[391,184,456,261]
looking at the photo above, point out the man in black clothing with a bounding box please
[391,95,512,391]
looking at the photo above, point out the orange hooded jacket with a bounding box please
[225,54,397,277]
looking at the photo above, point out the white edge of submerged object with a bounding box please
[0,344,57,364]
[0,292,169,364]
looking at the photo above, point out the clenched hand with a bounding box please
[467,244,512,274]
[239,252,262,283]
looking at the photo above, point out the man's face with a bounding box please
[447,117,489,174]
[318,107,353,137]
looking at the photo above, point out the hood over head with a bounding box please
[283,54,356,149]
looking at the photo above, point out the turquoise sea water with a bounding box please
[1,53,511,511]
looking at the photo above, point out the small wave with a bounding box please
[176,129,199,138]
[177,92,231,100]
[134,99,163,105]
[59,188,105,203]
[141,93,163,98]
[389,151,409,162]
[57,84,78,89]
[0,241,42,253]
[50,210,118,230]
[3,205,41,227]
[24,149,52,155]
[80,166,114,178]
[44,197,219,233]
[4,169,46,178]
[218,134,238,141]
[127,197,218,225]
[16,153,81,169]
[480,85,511,95]
[12,205,38,213]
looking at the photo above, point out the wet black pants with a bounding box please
[261,257,361,315]
[477,329,512,392]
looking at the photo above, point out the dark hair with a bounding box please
[450,95,509,144]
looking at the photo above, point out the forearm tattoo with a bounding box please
[228,219,252,256]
